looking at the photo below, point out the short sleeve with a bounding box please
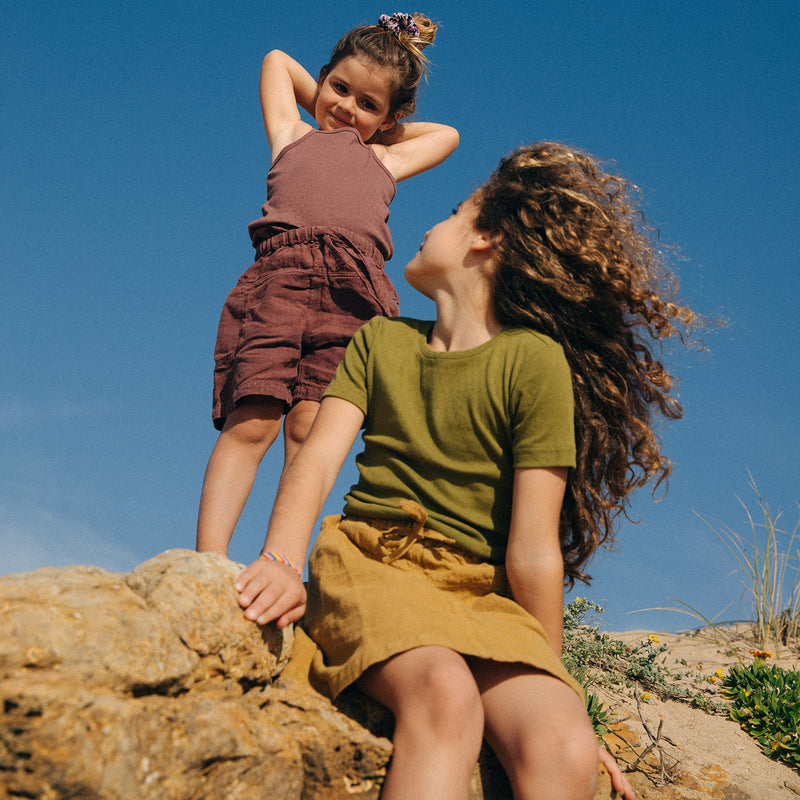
[510,338,576,468]
[322,317,381,416]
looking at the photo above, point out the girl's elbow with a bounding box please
[443,125,459,152]
[262,50,289,69]
[506,550,563,582]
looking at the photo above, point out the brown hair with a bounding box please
[476,142,698,585]
[319,13,437,119]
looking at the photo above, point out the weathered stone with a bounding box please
[1,548,797,799]
[125,549,292,687]
[0,563,199,693]
[0,550,387,800]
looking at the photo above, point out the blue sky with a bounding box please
[2,1,798,631]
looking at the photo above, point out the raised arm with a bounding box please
[373,121,459,182]
[235,396,365,627]
[258,49,318,158]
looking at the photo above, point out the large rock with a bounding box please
[1,549,797,799]
[0,550,388,799]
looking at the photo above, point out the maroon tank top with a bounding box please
[248,128,396,260]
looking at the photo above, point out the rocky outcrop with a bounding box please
[0,550,389,799]
[1,549,797,799]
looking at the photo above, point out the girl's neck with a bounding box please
[428,291,503,352]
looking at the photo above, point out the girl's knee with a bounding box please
[222,399,284,447]
[283,400,319,447]
[396,670,484,761]
[365,649,484,741]
[417,659,483,728]
[507,721,598,798]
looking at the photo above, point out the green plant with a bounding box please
[561,596,724,741]
[564,598,671,692]
[562,597,729,715]
[562,598,613,735]
[585,688,611,737]
[696,475,800,655]
[722,660,800,770]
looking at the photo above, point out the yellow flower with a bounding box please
[642,692,650,701]
[715,668,724,679]
[749,649,774,660]
[648,634,660,644]
[575,597,582,602]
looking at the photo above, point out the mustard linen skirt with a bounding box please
[292,512,582,702]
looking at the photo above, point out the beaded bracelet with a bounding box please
[259,551,302,577]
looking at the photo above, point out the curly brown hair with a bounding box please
[475,141,697,585]
[319,13,437,119]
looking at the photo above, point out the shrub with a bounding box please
[562,596,728,730]
[722,660,800,769]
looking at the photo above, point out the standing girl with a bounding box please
[197,13,458,555]
[235,141,693,799]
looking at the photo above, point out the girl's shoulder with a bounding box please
[501,326,564,352]
[495,328,572,379]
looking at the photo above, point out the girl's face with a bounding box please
[405,195,487,296]
[315,55,399,142]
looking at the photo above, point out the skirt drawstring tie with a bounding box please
[379,499,455,564]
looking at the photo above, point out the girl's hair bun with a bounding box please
[409,13,437,47]
[377,12,437,56]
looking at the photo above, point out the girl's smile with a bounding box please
[315,55,399,142]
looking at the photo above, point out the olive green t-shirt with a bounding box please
[323,316,576,563]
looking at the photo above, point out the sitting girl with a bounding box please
[237,141,697,799]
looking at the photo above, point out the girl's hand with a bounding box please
[235,558,306,629]
[598,746,636,799]
[372,121,459,182]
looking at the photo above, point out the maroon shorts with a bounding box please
[212,226,399,430]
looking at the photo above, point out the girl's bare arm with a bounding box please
[508,467,637,799]
[258,49,317,158]
[505,466,568,654]
[235,396,364,627]
[374,121,459,182]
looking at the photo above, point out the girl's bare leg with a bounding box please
[281,399,320,478]
[469,659,599,800]
[358,646,484,800]
[196,397,284,555]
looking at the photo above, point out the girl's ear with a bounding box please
[379,110,402,132]
[470,230,497,252]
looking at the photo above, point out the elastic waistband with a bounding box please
[253,225,384,264]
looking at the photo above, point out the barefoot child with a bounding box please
[236,142,693,798]
[197,12,458,554]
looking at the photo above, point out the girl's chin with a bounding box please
[403,269,431,298]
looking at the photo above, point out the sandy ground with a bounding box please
[595,625,800,798]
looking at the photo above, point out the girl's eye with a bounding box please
[333,82,347,93]
[361,100,376,111]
